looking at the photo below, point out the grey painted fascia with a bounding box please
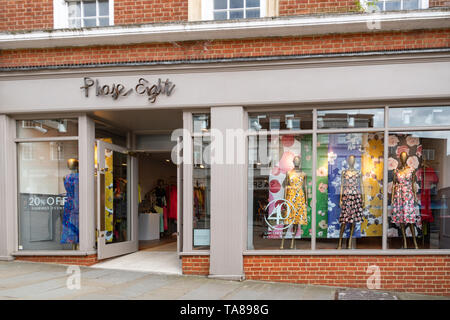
[1,10,450,49]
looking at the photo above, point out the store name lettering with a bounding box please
[80,77,176,103]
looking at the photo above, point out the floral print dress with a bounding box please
[339,169,364,224]
[284,170,308,225]
[392,166,417,224]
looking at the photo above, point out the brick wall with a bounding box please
[182,256,210,275]
[0,0,53,32]
[15,254,98,266]
[244,255,450,296]
[1,29,449,68]
[429,0,450,7]
[279,0,358,15]
[114,0,188,25]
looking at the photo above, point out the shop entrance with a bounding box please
[92,109,183,274]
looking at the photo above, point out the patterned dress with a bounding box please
[61,172,79,244]
[339,169,364,224]
[284,170,308,225]
[392,167,418,224]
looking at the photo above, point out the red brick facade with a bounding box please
[279,0,358,15]
[0,0,53,32]
[182,256,210,275]
[2,29,449,68]
[182,255,450,296]
[114,0,188,25]
[15,254,98,266]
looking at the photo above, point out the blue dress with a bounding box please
[61,172,79,244]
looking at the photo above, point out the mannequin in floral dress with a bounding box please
[392,151,419,249]
[338,155,364,249]
[61,158,79,249]
[280,156,308,249]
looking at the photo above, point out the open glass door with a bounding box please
[177,135,183,255]
[96,139,138,260]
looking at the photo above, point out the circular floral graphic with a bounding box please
[406,136,420,147]
[389,135,399,147]
[388,157,399,171]
[318,183,328,193]
[281,135,295,147]
[407,155,419,169]
[396,145,410,158]
[317,166,328,177]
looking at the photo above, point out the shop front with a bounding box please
[1,50,450,295]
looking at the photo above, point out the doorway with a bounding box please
[91,109,183,274]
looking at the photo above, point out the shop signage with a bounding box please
[80,77,176,103]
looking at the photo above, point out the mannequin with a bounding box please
[280,156,308,249]
[338,155,364,249]
[61,158,79,250]
[391,151,419,249]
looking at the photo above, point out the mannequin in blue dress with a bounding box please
[61,158,79,249]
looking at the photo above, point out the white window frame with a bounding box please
[360,0,428,12]
[53,0,114,29]
[202,0,267,21]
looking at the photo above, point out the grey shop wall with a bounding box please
[1,56,450,113]
[135,134,176,151]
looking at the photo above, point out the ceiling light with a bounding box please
[34,124,47,133]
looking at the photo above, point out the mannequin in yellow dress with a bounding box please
[280,156,308,249]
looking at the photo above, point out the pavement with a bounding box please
[0,261,448,300]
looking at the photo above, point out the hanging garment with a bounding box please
[284,170,308,225]
[416,166,439,223]
[61,172,79,244]
[163,206,168,231]
[392,166,419,224]
[169,185,177,220]
[339,169,364,224]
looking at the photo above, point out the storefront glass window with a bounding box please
[17,140,80,250]
[248,110,313,131]
[193,114,211,133]
[317,108,384,129]
[16,119,78,139]
[387,131,450,249]
[315,133,384,249]
[248,133,312,250]
[389,106,450,128]
[193,135,211,249]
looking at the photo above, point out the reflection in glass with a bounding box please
[193,114,210,133]
[316,133,384,249]
[99,0,109,16]
[249,111,313,131]
[214,0,227,9]
[388,131,450,249]
[246,9,260,18]
[317,109,384,129]
[230,0,244,8]
[385,0,401,10]
[389,106,450,128]
[247,0,260,7]
[104,149,130,244]
[17,119,78,139]
[18,141,79,250]
[248,134,312,250]
[193,136,211,249]
[230,10,244,19]
[83,1,96,17]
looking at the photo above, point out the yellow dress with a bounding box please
[284,170,308,225]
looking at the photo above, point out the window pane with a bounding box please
[388,131,450,249]
[68,18,82,28]
[246,9,260,18]
[18,141,79,250]
[68,2,81,18]
[230,0,244,8]
[193,136,211,249]
[98,0,109,16]
[316,133,384,249]
[99,17,109,26]
[385,0,401,10]
[389,106,450,128]
[193,114,210,133]
[403,0,420,9]
[84,18,97,27]
[17,119,78,139]
[230,10,244,19]
[248,110,313,131]
[214,0,227,10]
[214,11,228,20]
[248,134,312,250]
[317,108,384,129]
[246,0,260,8]
[83,1,96,17]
